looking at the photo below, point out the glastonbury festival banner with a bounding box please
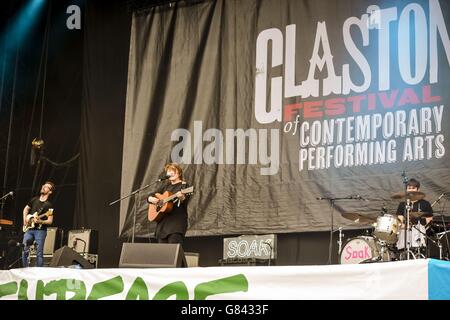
[0,259,449,299]
[120,0,450,238]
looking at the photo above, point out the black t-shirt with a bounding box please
[396,199,433,224]
[148,181,191,239]
[27,197,54,230]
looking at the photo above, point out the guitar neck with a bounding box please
[163,194,178,203]
[37,211,49,219]
[161,189,192,204]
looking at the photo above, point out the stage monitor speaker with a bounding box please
[68,229,98,254]
[50,246,94,269]
[119,243,187,268]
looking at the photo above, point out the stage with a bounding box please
[0,259,449,300]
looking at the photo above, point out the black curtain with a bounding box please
[75,0,131,267]
[0,0,82,237]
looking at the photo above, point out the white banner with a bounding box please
[0,259,442,300]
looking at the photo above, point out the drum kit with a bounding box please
[339,190,450,264]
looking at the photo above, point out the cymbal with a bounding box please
[341,212,378,224]
[391,191,425,201]
[409,211,431,218]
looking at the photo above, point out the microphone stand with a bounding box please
[7,246,24,269]
[400,172,414,260]
[317,195,358,264]
[109,180,160,243]
[0,191,13,219]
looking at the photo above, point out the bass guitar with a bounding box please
[148,186,194,222]
[23,209,54,232]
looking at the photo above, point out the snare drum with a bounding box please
[373,214,400,244]
[340,236,390,264]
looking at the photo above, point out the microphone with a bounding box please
[0,191,13,200]
[8,239,33,247]
[401,170,408,184]
[431,193,446,207]
[8,240,23,247]
[157,174,171,182]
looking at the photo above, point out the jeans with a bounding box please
[22,229,47,267]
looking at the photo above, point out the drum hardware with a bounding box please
[435,230,450,260]
[317,195,366,265]
[336,227,344,255]
[394,171,426,260]
[431,193,446,208]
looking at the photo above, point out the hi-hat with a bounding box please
[391,191,425,201]
[341,212,378,224]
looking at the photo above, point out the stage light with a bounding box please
[0,0,46,53]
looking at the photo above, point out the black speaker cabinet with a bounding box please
[50,246,95,269]
[119,243,187,268]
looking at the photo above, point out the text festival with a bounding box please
[171,0,450,175]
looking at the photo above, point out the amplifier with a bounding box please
[29,227,60,255]
[68,229,98,254]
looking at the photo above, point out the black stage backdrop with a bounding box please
[0,0,82,237]
[120,0,450,239]
[74,1,131,268]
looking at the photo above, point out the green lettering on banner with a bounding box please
[87,276,124,300]
[0,281,18,299]
[36,279,87,300]
[194,274,249,300]
[18,280,29,300]
[126,277,149,300]
[153,281,189,300]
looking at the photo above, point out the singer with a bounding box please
[22,181,55,267]
[147,163,191,247]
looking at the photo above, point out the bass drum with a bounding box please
[340,236,390,264]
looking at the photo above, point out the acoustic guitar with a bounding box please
[148,186,194,222]
[23,209,54,232]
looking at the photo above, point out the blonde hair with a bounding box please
[164,163,183,179]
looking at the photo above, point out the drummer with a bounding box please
[396,178,433,248]
[396,178,433,225]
